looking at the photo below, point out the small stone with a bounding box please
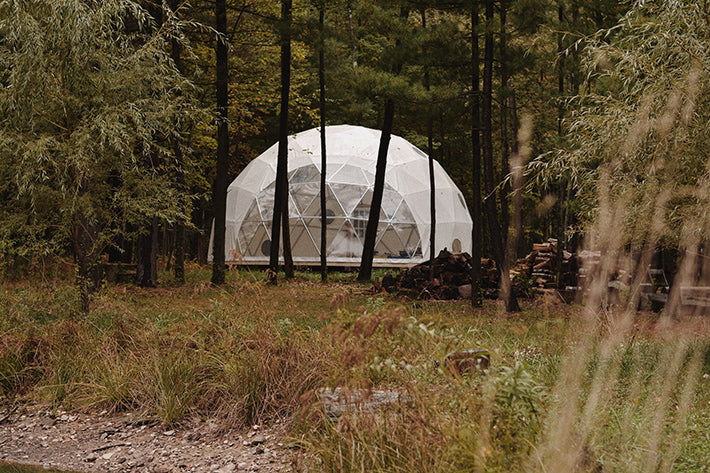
[254,447,264,455]
[85,454,98,463]
[249,435,265,446]
[163,430,175,436]
[237,462,248,471]
[153,465,172,473]
[102,452,115,460]
[216,463,236,473]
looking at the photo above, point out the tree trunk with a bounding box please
[211,0,229,285]
[281,0,294,280]
[482,0,518,312]
[319,4,328,283]
[509,88,526,258]
[171,0,186,285]
[470,1,482,307]
[72,212,101,312]
[499,1,511,246]
[358,99,395,283]
[423,8,436,281]
[136,217,159,288]
[270,0,294,283]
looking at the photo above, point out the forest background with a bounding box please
[1,0,705,308]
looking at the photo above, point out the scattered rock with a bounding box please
[444,348,491,376]
[216,463,237,473]
[318,387,409,417]
[0,408,290,473]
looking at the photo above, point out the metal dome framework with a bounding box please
[213,125,472,266]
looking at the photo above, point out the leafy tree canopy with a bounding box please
[0,0,204,262]
[529,0,710,247]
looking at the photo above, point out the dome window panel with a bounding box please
[330,221,363,258]
[331,164,369,186]
[238,221,259,253]
[243,201,263,223]
[289,164,320,184]
[330,183,368,216]
[375,226,406,258]
[247,224,270,257]
[290,220,319,258]
[291,182,319,215]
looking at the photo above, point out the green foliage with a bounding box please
[529,0,710,246]
[0,0,204,272]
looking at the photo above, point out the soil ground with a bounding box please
[0,405,293,473]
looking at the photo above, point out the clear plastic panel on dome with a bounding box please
[395,223,421,256]
[375,225,405,258]
[303,217,322,250]
[291,182,319,215]
[302,185,340,218]
[243,201,263,222]
[357,189,388,221]
[330,220,363,258]
[247,224,270,257]
[238,221,259,253]
[324,217,346,251]
[349,207,370,240]
[289,164,320,184]
[329,183,368,216]
[256,184,275,222]
[381,186,404,221]
[392,200,416,224]
[290,220,319,258]
[325,162,346,180]
[287,193,299,216]
[330,164,370,187]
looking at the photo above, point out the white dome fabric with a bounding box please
[215,125,472,266]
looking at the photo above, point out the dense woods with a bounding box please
[2,0,708,308]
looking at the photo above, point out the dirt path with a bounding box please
[0,406,295,472]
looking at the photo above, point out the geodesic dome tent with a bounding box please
[212,125,472,266]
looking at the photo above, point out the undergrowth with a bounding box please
[1,272,709,472]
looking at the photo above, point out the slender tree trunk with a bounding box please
[347,0,357,68]
[136,217,159,288]
[482,0,518,312]
[499,1,510,246]
[555,1,565,289]
[470,1,482,307]
[423,8,436,281]
[282,0,294,280]
[211,0,229,285]
[72,211,101,312]
[171,4,186,284]
[358,99,394,283]
[319,4,328,283]
[509,88,525,258]
[270,0,294,283]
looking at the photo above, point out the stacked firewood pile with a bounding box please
[514,238,577,289]
[381,241,579,301]
[381,249,499,300]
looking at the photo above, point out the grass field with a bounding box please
[1,267,709,472]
